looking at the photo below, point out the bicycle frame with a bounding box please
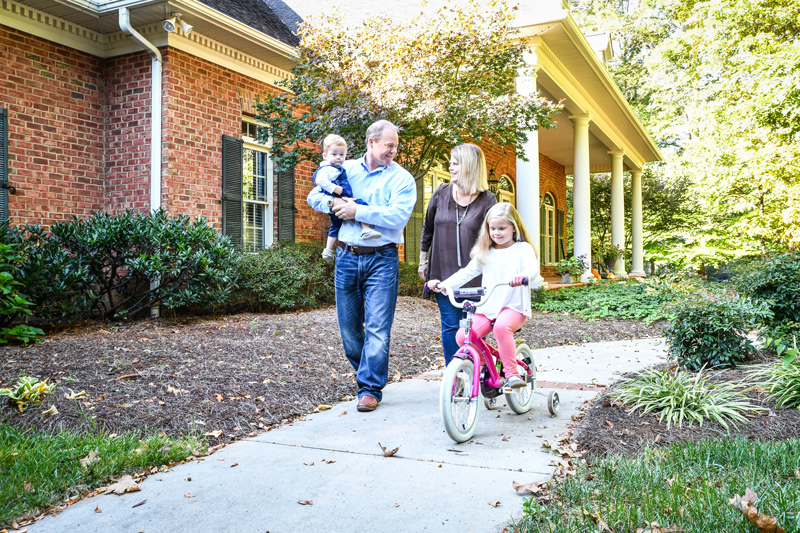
[444,281,534,400]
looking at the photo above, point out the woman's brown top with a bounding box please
[420,183,497,289]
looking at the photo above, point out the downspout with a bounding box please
[119,7,163,318]
[118,7,162,213]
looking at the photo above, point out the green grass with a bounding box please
[0,424,205,527]
[533,279,684,323]
[516,438,800,532]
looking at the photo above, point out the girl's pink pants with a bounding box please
[455,307,527,377]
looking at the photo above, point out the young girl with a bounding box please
[427,203,539,387]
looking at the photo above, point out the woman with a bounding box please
[419,143,497,366]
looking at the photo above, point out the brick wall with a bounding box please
[539,153,567,277]
[0,24,105,229]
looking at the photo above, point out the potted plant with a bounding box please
[555,255,587,284]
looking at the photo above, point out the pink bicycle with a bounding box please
[439,280,559,443]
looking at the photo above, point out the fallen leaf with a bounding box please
[488,500,501,507]
[185,493,196,498]
[304,461,314,466]
[636,522,685,532]
[502,435,510,442]
[41,405,58,417]
[230,463,238,468]
[204,430,223,438]
[583,509,614,532]
[80,450,100,468]
[729,488,785,533]
[298,499,313,505]
[22,481,34,493]
[132,500,147,508]
[378,442,400,457]
[104,475,141,495]
[512,480,546,495]
[64,389,87,400]
[324,459,336,464]
[392,369,402,382]
[317,404,333,411]
[95,505,102,513]
[167,385,185,395]
[605,420,614,429]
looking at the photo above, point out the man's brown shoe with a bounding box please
[357,395,378,412]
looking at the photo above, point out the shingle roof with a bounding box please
[198,0,301,47]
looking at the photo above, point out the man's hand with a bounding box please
[332,198,358,220]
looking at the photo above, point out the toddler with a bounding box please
[313,134,381,262]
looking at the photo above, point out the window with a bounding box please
[221,119,278,250]
[496,175,515,205]
[0,108,7,222]
[540,193,556,265]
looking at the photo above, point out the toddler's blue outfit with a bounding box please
[312,162,368,238]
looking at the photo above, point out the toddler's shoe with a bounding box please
[360,228,382,240]
[321,248,335,262]
[507,375,526,389]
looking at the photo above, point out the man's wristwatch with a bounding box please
[327,198,335,211]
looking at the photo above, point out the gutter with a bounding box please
[118,6,163,212]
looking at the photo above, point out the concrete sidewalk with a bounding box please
[28,338,668,533]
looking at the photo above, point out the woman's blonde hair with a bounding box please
[470,203,536,265]
[450,144,488,195]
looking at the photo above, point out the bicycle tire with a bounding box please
[440,357,480,443]
[505,343,536,414]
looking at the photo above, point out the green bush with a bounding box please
[733,251,800,337]
[232,241,334,312]
[398,261,424,297]
[747,358,800,409]
[664,290,772,370]
[0,241,45,344]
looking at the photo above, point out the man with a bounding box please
[307,120,416,412]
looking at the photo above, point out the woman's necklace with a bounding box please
[454,186,474,267]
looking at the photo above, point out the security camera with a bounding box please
[163,17,177,32]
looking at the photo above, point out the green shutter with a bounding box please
[277,164,295,242]
[557,209,565,261]
[221,135,243,248]
[0,108,8,222]
[539,204,546,263]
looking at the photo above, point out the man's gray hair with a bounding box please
[365,120,399,149]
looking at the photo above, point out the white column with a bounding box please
[516,48,543,283]
[629,169,646,277]
[609,150,627,277]
[570,115,592,282]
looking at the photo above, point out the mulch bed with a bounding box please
[0,297,663,446]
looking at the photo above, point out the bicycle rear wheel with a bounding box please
[440,358,480,443]
[505,343,535,414]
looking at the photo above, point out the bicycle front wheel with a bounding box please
[440,358,480,443]
[505,343,535,414]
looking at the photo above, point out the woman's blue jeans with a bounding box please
[334,245,399,402]
[435,292,466,366]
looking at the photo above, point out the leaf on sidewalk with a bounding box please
[488,500,501,507]
[104,475,141,495]
[512,480,547,495]
[729,488,785,533]
[298,499,313,505]
[378,442,400,457]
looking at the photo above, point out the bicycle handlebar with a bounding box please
[441,278,538,310]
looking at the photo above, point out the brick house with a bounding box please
[1,0,660,282]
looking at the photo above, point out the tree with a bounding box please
[254,0,562,260]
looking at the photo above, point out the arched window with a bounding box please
[540,193,556,265]
[496,174,515,205]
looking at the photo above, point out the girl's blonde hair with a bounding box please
[322,134,347,154]
[470,203,536,265]
[450,144,488,195]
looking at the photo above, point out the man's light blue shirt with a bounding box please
[307,157,417,247]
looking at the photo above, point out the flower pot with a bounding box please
[560,273,571,284]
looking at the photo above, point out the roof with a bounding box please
[198,0,299,47]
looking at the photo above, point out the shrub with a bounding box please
[747,358,800,409]
[0,241,45,344]
[664,290,772,370]
[232,241,334,311]
[733,251,800,336]
[40,210,237,320]
[398,261,424,297]
[611,367,754,429]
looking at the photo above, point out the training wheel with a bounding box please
[483,396,498,410]
[547,391,560,416]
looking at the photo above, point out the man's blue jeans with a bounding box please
[334,245,399,402]
[435,292,466,366]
